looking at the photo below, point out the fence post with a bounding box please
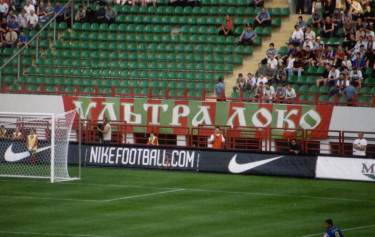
[17,54,21,81]
[0,69,2,89]
[53,18,57,43]
[70,0,74,27]
[35,36,39,62]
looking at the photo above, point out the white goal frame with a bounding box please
[0,111,80,183]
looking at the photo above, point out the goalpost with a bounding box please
[0,110,80,183]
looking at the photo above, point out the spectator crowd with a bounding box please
[227,0,375,104]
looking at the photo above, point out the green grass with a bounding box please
[0,167,374,237]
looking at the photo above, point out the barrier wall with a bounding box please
[67,144,375,182]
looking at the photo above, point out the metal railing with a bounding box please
[0,0,75,88]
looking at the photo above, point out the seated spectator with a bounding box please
[275,84,286,102]
[253,7,271,27]
[143,0,156,7]
[342,82,357,104]
[17,10,28,29]
[233,73,247,93]
[0,0,9,17]
[351,52,366,70]
[219,15,233,36]
[348,0,363,20]
[326,65,340,87]
[263,82,275,102]
[246,73,257,91]
[7,15,19,32]
[105,5,117,24]
[253,0,263,7]
[37,0,49,23]
[75,5,86,22]
[54,1,64,22]
[267,55,278,70]
[3,27,17,47]
[239,25,257,45]
[286,54,303,80]
[255,81,265,99]
[96,5,106,23]
[17,31,29,47]
[23,0,35,15]
[321,16,335,38]
[353,132,367,156]
[304,25,316,41]
[285,84,297,102]
[311,11,322,29]
[289,139,300,154]
[26,10,38,28]
[349,68,363,87]
[290,25,304,46]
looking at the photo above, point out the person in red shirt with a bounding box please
[219,15,233,36]
[208,127,225,149]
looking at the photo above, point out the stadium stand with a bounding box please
[0,0,289,98]
[230,1,375,106]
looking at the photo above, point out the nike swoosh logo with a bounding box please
[228,155,284,173]
[4,144,51,162]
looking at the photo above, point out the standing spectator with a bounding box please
[255,81,265,99]
[147,132,159,146]
[219,15,233,36]
[285,84,297,102]
[342,82,357,103]
[239,24,257,45]
[353,132,367,156]
[289,139,300,154]
[253,7,271,27]
[97,117,112,144]
[0,125,7,138]
[266,42,277,59]
[275,84,286,102]
[296,0,305,14]
[214,78,225,101]
[296,15,306,30]
[12,127,23,140]
[208,127,225,149]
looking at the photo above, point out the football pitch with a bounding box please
[0,167,374,237]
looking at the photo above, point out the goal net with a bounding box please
[0,110,79,183]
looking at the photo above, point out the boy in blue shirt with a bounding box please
[324,219,344,237]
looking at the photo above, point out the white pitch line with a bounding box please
[298,224,375,237]
[0,230,108,237]
[102,188,185,202]
[0,194,100,203]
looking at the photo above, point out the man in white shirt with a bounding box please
[304,25,316,41]
[26,10,38,28]
[290,25,304,45]
[327,65,340,87]
[285,84,297,102]
[263,83,275,102]
[353,132,367,156]
[98,117,112,144]
[24,0,36,15]
[267,56,278,70]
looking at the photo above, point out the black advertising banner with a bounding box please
[0,139,51,165]
[199,151,317,178]
[69,144,199,171]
